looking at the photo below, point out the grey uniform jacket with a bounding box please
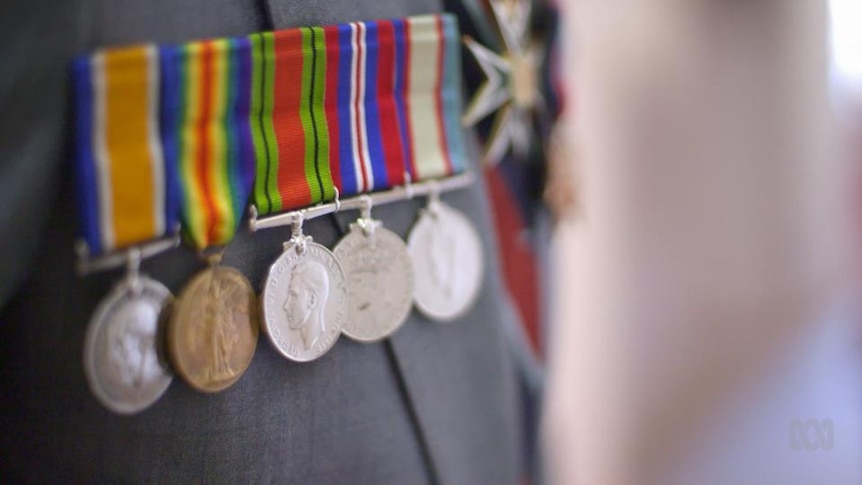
[0,0,522,482]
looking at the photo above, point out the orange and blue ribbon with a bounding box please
[73,45,179,256]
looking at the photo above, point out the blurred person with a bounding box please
[545,0,856,483]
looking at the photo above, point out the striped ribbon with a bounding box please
[73,46,178,256]
[250,14,466,215]
[161,38,256,249]
[73,14,468,242]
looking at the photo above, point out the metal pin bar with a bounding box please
[75,172,474,274]
[248,171,474,232]
[75,235,181,276]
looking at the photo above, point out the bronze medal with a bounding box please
[168,265,258,392]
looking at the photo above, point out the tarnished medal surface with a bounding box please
[408,200,484,322]
[333,220,415,342]
[168,266,258,392]
[261,238,347,362]
[83,276,172,414]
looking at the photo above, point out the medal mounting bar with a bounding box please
[248,171,475,232]
[75,235,181,276]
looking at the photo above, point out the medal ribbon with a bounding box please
[73,14,468,240]
[249,27,336,216]
[161,38,257,249]
[250,14,467,215]
[73,46,179,256]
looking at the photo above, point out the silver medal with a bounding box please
[408,199,484,322]
[261,236,348,362]
[83,275,173,414]
[333,219,415,342]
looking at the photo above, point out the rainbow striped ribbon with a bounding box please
[160,38,256,249]
[250,14,467,215]
[73,46,179,256]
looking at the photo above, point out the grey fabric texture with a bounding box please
[0,0,86,309]
[263,0,441,29]
[0,0,522,482]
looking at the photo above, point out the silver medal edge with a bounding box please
[333,226,416,343]
[82,275,173,415]
[260,241,346,362]
[408,202,485,323]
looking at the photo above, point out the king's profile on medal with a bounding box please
[105,300,162,390]
[84,277,173,414]
[262,240,347,362]
[408,200,484,322]
[283,260,330,350]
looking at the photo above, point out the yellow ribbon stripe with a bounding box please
[95,45,165,251]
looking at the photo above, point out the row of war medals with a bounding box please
[79,176,483,415]
[73,13,485,415]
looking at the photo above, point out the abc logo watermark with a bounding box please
[789,418,833,451]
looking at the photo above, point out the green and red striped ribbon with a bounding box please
[250,28,336,216]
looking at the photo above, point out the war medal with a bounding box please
[244,14,471,354]
[169,262,258,392]
[247,25,351,362]
[83,250,174,415]
[333,197,414,342]
[161,38,259,392]
[72,46,177,414]
[261,218,348,362]
[408,190,484,322]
